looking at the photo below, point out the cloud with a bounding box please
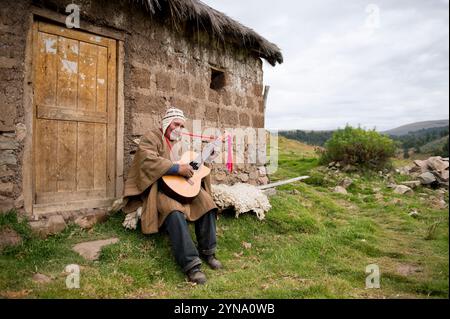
[203,0,449,131]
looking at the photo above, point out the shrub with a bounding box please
[319,125,396,169]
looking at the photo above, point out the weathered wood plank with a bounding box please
[116,40,125,197]
[35,119,58,193]
[77,122,95,190]
[57,121,77,192]
[94,124,107,190]
[33,198,116,215]
[56,36,78,109]
[36,105,107,123]
[106,39,117,197]
[78,42,97,111]
[96,46,108,113]
[36,189,106,204]
[39,21,110,47]
[35,32,58,107]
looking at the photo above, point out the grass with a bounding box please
[0,136,448,298]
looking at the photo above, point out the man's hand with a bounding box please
[178,164,194,178]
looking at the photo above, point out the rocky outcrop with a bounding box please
[397,156,449,189]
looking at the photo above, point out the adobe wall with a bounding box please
[0,0,269,214]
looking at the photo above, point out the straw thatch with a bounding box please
[131,0,283,66]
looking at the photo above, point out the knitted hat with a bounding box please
[161,107,186,138]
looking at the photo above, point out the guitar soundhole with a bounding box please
[189,161,199,171]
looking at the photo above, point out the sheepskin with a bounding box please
[211,183,271,220]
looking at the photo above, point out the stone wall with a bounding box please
[0,0,269,215]
[0,0,29,213]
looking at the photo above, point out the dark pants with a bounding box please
[162,209,217,273]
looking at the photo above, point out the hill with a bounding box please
[420,135,449,155]
[279,130,334,146]
[383,120,449,136]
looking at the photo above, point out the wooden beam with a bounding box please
[31,6,126,41]
[116,41,125,197]
[33,198,117,215]
[257,176,310,190]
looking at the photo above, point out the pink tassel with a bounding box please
[226,134,233,173]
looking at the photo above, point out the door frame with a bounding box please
[23,8,125,218]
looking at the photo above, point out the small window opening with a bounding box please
[210,68,226,90]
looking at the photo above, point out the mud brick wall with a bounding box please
[0,0,29,212]
[0,0,269,214]
[123,8,269,186]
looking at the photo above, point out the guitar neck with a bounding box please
[192,136,223,166]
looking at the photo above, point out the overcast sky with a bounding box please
[203,0,449,131]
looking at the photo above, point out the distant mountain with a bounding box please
[383,120,449,136]
[420,135,449,155]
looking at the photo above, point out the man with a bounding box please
[122,107,222,285]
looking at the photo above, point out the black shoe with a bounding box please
[201,254,222,270]
[186,267,207,285]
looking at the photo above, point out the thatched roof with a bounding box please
[132,0,283,66]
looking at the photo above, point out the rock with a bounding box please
[328,162,336,168]
[257,176,269,185]
[32,273,52,284]
[74,210,108,230]
[439,170,449,182]
[238,173,249,182]
[214,171,227,182]
[0,195,14,212]
[408,210,420,218]
[14,195,24,209]
[0,165,14,178]
[333,186,348,195]
[291,189,300,195]
[339,177,353,189]
[427,156,449,172]
[0,139,18,150]
[397,264,423,276]
[374,193,384,201]
[29,215,67,238]
[387,183,397,189]
[0,182,14,196]
[0,150,16,165]
[418,172,438,185]
[413,160,429,173]
[0,227,22,251]
[394,185,413,195]
[400,181,421,189]
[15,123,27,142]
[262,188,277,197]
[434,199,448,209]
[72,238,119,261]
[397,166,412,175]
[257,166,267,176]
[249,171,259,180]
[342,164,357,173]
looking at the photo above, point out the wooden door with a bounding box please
[32,21,117,214]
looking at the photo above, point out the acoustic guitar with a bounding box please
[161,134,226,199]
